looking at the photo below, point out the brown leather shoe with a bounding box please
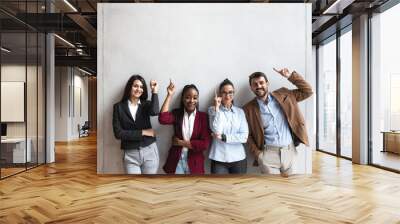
[280,171,289,178]
[281,169,289,178]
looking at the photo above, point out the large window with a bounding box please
[317,26,353,159]
[318,37,337,155]
[370,3,400,171]
[340,29,352,158]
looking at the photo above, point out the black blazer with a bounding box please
[112,93,159,150]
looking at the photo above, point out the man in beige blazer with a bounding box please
[243,68,313,177]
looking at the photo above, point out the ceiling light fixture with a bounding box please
[76,48,85,55]
[78,67,93,76]
[322,0,354,15]
[1,47,11,53]
[63,0,78,12]
[54,34,75,48]
[322,0,343,14]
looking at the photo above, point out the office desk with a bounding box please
[382,131,400,154]
[1,138,32,163]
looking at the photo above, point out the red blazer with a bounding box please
[159,109,211,174]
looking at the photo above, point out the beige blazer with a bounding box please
[243,71,313,165]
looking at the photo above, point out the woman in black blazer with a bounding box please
[112,75,160,174]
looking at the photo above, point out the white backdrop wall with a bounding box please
[98,3,313,174]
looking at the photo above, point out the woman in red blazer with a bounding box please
[158,81,211,174]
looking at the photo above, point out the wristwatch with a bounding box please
[221,134,227,142]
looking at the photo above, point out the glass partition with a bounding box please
[0,1,46,179]
[1,31,28,177]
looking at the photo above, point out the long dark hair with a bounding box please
[180,84,199,111]
[120,74,148,102]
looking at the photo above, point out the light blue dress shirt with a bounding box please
[208,105,248,163]
[257,94,293,147]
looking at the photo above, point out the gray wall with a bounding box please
[98,3,313,174]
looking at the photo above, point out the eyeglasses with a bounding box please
[221,91,234,96]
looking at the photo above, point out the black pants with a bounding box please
[210,159,247,174]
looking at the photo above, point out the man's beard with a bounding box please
[255,88,267,98]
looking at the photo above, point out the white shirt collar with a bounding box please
[257,94,272,105]
[220,104,235,113]
[184,109,196,118]
[128,99,141,106]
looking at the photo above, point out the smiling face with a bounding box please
[182,88,198,113]
[250,76,269,98]
[220,84,234,107]
[130,79,144,100]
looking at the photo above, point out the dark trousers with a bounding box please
[210,159,247,174]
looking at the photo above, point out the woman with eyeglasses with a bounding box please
[159,80,211,174]
[208,79,249,174]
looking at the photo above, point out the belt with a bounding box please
[264,142,294,150]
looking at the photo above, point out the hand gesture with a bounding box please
[167,79,175,96]
[172,136,181,146]
[211,132,222,140]
[150,80,158,93]
[172,136,191,148]
[214,89,222,111]
[273,68,291,78]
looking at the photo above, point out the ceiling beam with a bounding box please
[55,55,96,70]
[67,13,97,39]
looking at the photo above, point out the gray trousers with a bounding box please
[258,143,296,175]
[123,142,159,174]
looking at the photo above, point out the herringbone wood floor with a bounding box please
[1,135,400,223]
